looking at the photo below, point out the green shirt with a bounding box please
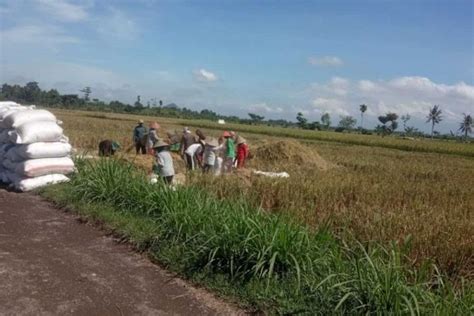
[226,138,236,158]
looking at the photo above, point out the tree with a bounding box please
[359,104,367,128]
[459,113,472,140]
[248,113,265,123]
[426,105,442,138]
[24,81,41,103]
[401,114,411,131]
[377,112,398,136]
[159,100,163,107]
[296,112,307,129]
[80,87,91,101]
[321,113,331,129]
[338,115,357,130]
[308,121,321,130]
[134,95,143,108]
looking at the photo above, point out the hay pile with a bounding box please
[250,140,330,171]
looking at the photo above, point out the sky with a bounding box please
[0,0,473,133]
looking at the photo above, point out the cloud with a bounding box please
[193,69,218,82]
[308,55,343,67]
[247,102,283,114]
[0,24,80,44]
[96,8,139,40]
[35,0,89,22]
[305,76,474,131]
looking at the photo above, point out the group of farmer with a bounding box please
[133,119,250,184]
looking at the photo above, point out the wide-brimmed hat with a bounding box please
[205,137,218,147]
[138,119,144,124]
[153,140,169,149]
[150,121,160,129]
[183,127,190,133]
[236,136,246,145]
[222,131,231,137]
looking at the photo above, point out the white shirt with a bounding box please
[156,151,175,177]
[203,145,216,166]
[185,143,202,156]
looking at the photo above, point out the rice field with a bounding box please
[52,109,474,281]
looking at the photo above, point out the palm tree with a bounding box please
[426,105,442,138]
[459,113,472,140]
[359,104,367,128]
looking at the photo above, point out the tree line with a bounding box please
[1,82,471,140]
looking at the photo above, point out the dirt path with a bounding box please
[0,189,240,316]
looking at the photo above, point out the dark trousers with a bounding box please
[135,142,146,155]
[162,176,173,185]
[184,153,194,170]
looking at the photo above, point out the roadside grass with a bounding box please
[40,158,473,314]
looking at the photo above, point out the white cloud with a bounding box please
[194,69,218,82]
[305,76,474,131]
[308,55,343,67]
[96,8,139,40]
[247,102,283,114]
[0,24,80,44]
[36,0,89,22]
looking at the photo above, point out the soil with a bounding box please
[0,189,242,316]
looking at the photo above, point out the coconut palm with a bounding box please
[459,113,472,140]
[426,105,442,138]
[359,104,367,128]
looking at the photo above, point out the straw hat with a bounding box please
[205,137,218,147]
[236,136,246,145]
[222,131,231,138]
[183,127,190,133]
[153,140,169,149]
[150,121,160,129]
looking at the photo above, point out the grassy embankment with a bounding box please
[41,158,473,314]
[53,109,474,279]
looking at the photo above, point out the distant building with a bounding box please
[218,119,225,125]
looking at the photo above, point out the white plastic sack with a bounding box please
[14,174,70,192]
[9,121,64,144]
[5,157,75,177]
[4,142,72,161]
[253,170,290,178]
[0,101,21,108]
[1,109,56,129]
[0,106,32,123]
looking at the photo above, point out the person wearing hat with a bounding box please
[180,127,196,170]
[222,131,236,173]
[133,119,148,155]
[202,137,218,173]
[147,121,161,155]
[153,140,175,185]
[236,135,249,169]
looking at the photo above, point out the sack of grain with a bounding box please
[4,142,72,161]
[4,157,75,178]
[9,121,64,144]
[13,173,70,192]
[1,109,56,129]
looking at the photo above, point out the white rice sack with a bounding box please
[5,142,72,161]
[1,109,56,129]
[0,106,32,124]
[7,157,75,178]
[14,174,70,192]
[9,121,64,144]
[0,101,21,108]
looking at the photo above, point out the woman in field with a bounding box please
[153,140,175,185]
[222,131,236,173]
[147,121,160,155]
[202,137,218,173]
[236,136,249,169]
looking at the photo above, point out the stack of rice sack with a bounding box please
[0,101,74,191]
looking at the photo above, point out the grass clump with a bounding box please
[41,158,473,314]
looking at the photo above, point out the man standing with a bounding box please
[180,127,196,170]
[133,119,148,155]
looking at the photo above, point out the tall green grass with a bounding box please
[43,158,473,314]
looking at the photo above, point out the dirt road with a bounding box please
[0,189,239,315]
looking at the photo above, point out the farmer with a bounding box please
[222,131,236,173]
[98,140,120,157]
[133,119,148,155]
[180,127,196,170]
[153,140,175,185]
[147,121,160,155]
[166,130,181,152]
[202,137,218,173]
[236,135,249,169]
[184,141,203,171]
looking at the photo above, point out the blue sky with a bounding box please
[0,0,473,132]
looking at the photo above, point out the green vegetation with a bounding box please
[41,158,473,314]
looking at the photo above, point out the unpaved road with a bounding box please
[0,189,240,315]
